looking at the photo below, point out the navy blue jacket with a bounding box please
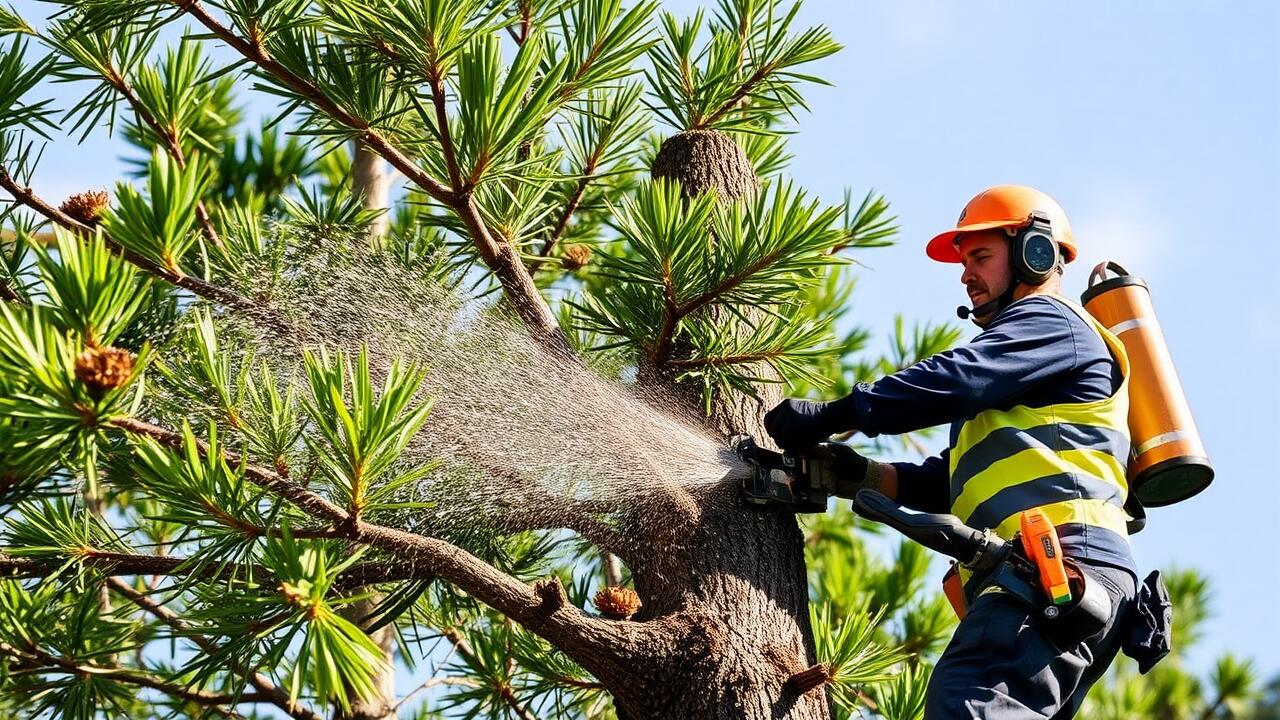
[840,294,1136,577]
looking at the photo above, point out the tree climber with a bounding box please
[766,185,1141,719]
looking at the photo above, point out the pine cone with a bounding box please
[594,586,641,620]
[74,346,134,397]
[563,244,592,270]
[59,190,110,227]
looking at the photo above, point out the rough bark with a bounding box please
[651,130,761,201]
[592,485,826,719]
[588,129,827,719]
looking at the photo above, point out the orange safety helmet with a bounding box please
[927,185,1076,264]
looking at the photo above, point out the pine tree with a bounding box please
[0,2,952,716]
[0,2,1260,719]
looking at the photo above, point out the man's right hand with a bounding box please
[764,398,843,452]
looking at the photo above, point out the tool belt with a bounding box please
[942,555,1112,648]
[851,490,1170,664]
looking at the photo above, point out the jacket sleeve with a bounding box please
[830,296,1082,437]
[890,449,951,514]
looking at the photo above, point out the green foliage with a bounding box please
[454,32,569,182]
[0,36,56,135]
[873,664,927,720]
[101,149,212,272]
[572,177,848,406]
[45,11,158,141]
[127,422,274,559]
[262,529,392,712]
[814,603,906,702]
[840,188,899,251]
[321,0,506,81]
[0,579,143,718]
[0,303,149,447]
[32,229,151,347]
[646,0,840,132]
[301,346,435,515]
[122,37,241,162]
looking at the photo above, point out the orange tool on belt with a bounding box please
[1019,508,1072,605]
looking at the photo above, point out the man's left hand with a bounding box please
[764,398,840,451]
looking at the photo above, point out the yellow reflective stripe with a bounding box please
[992,498,1130,541]
[954,398,1130,456]
[952,448,1128,522]
[958,500,1131,584]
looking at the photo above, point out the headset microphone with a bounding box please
[956,298,1002,320]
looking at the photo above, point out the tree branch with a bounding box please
[106,577,323,720]
[0,278,22,303]
[0,640,266,708]
[528,147,605,275]
[696,63,775,130]
[103,68,223,252]
[0,164,267,317]
[173,0,572,357]
[427,69,462,191]
[107,417,641,667]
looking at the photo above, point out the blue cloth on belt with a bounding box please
[924,560,1137,719]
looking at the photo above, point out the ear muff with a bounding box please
[1007,211,1060,285]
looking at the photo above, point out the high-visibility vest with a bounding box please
[949,295,1133,551]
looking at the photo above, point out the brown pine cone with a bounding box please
[563,244,592,270]
[594,586,641,620]
[74,346,134,397]
[59,190,110,227]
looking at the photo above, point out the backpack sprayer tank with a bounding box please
[1081,261,1214,506]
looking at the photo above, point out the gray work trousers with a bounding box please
[924,561,1137,719]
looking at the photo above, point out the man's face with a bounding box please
[957,230,1012,319]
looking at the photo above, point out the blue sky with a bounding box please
[8,0,1279,681]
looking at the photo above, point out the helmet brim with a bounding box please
[926,220,1022,263]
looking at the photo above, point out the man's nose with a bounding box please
[960,264,975,285]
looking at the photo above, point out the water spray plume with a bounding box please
[222,236,753,556]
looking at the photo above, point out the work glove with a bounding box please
[808,443,883,499]
[763,396,855,452]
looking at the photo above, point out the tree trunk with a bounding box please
[352,140,390,247]
[589,129,827,718]
[337,597,398,720]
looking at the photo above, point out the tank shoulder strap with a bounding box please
[1045,293,1131,381]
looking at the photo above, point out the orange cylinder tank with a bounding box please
[1081,261,1213,507]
